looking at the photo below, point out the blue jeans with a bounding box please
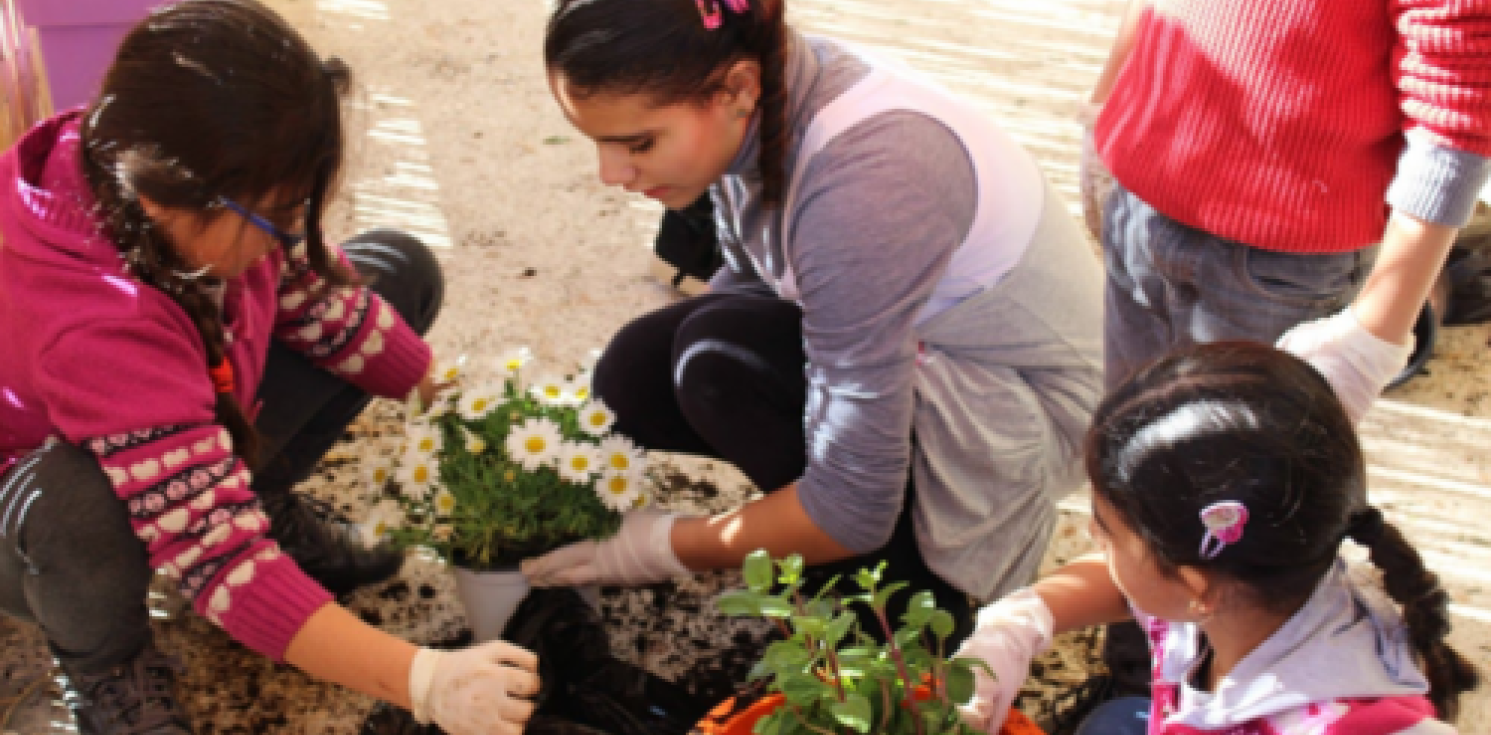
[1101,185,1376,390]
[1076,696,1151,735]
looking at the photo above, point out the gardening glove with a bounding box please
[1276,306,1412,424]
[520,509,690,586]
[1076,101,1112,242]
[409,641,540,735]
[953,587,1055,733]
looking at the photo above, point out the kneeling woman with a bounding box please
[524,0,1103,639]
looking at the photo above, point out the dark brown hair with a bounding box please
[544,0,791,206]
[1087,342,1480,720]
[80,0,357,466]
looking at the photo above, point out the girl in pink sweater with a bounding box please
[0,2,535,733]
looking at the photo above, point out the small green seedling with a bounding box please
[717,550,994,735]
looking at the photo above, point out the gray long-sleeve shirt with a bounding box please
[710,34,978,554]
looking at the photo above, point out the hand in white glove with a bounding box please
[953,587,1055,733]
[520,510,690,587]
[1276,307,1413,424]
[409,640,539,735]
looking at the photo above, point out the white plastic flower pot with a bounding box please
[451,565,531,643]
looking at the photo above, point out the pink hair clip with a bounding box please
[1198,500,1248,560]
[696,0,750,30]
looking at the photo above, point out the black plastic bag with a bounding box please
[360,588,708,735]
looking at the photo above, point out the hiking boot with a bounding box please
[262,490,404,597]
[58,643,193,735]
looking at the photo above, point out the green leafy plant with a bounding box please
[716,550,991,735]
[366,351,648,569]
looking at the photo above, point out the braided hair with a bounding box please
[79,0,359,466]
[545,0,792,207]
[1087,342,1480,721]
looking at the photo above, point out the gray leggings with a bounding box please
[0,230,442,672]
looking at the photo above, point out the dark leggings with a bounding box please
[0,230,442,672]
[593,292,974,647]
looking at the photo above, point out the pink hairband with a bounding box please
[697,0,750,30]
[1198,500,1248,560]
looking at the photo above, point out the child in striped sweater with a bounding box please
[0,2,535,733]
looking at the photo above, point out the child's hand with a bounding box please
[409,641,539,735]
[1276,307,1412,424]
[953,587,1055,732]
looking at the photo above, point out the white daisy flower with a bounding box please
[564,375,592,406]
[577,400,616,437]
[496,346,534,375]
[595,470,641,512]
[529,374,568,405]
[397,453,439,500]
[406,423,443,456]
[363,455,394,494]
[505,417,562,472]
[359,500,404,548]
[433,357,465,385]
[433,489,458,517]
[597,434,645,474]
[459,425,487,455]
[557,442,601,484]
[457,385,502,421]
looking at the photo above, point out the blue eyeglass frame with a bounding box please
[219,197,307,248]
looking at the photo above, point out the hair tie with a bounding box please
[696,0,750,29]
[1346,507,1386,547]
[1198,500,1249,560]
[209,358,235,396]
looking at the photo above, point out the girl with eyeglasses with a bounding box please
[0,2,535,733]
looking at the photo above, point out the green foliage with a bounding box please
[717,550,987,735]
[383,362,637,569]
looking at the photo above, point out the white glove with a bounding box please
[1076,101,1113,242]
[1276,306,1413,424]
[520,510,690,587]
[409,640,540,735]
[953,587,1055,733]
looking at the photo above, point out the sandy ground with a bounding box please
[3,0,1490,732]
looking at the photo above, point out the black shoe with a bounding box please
[261,490,405,597]
[651,194,721,295]
[58,642,193,735]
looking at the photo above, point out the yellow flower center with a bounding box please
[504,470,516,482]
[437,495,455,512]
[544,386,562,399]
[525,436,546,454]
[472,398,490,412]
[413,466,430,483]
[588,413,606,427]
[609,454,630,471]
[374,467,389,483]
[606,477,628,495]
[418,438,436,453]
[576,387,589,400]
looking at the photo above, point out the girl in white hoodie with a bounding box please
[954,341,1480,735]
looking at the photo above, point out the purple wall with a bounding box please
[20,0,163,111]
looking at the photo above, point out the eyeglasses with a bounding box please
[219,197,306,248]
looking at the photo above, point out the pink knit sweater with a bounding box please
[0,113,432,659]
